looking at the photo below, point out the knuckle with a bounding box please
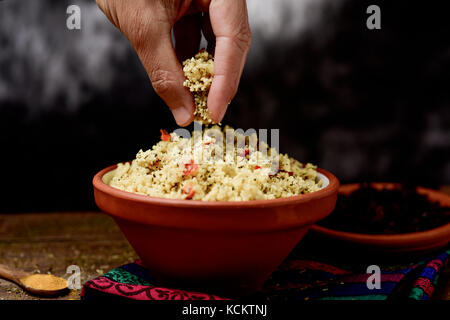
[150,69,175,96]
[127,14,151,51]
[233,27,252,54]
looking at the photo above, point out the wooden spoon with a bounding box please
[0,264,69,297]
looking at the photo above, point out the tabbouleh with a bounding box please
[108,126,323,201]
[182,50,214,124]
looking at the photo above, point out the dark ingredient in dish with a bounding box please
[318,183,450,234]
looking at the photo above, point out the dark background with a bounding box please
[0,0,449,213]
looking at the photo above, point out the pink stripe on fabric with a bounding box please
[84,276,228,300]
[427,259,443,273]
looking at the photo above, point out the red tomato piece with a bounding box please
[183,160,199,176]
[183,183,195,200]
[160,129,171,141]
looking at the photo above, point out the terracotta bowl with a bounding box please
[93,165,339,295]
[311,183,450,253]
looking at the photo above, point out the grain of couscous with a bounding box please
[108,126,323,201]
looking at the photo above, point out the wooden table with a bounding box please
[0,212,136,300]
[0,211,449,300]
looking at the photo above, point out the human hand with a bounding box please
[96,0,251,126]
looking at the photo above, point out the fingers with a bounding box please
[96,0,195,126]
[96,0,249,126]
[141,32,195,126]
[126,14,195,126]
[207,0,251,123]
[174,13,202,62]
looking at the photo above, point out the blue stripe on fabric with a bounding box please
[418,266,437,280]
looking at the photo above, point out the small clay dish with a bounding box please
[311,183,450,253]
[93,165,339,295]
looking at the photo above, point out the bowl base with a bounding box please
[115,217,311,297]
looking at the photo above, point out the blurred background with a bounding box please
[0,0,449,213]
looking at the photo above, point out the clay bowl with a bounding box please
[93,165,339,295]
[311,183,450,254]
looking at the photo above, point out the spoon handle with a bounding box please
[0,264,30,283]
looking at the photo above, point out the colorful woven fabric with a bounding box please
[81,247,449,301]
[81,260,226,300]
[261,249,449,301]
[407,251,449,300]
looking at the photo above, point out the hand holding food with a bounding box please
[96,0,251,126]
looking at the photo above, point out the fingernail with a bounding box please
[172,106,192,126]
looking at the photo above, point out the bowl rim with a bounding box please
[311,182,450,247]
[93,164,339,208]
